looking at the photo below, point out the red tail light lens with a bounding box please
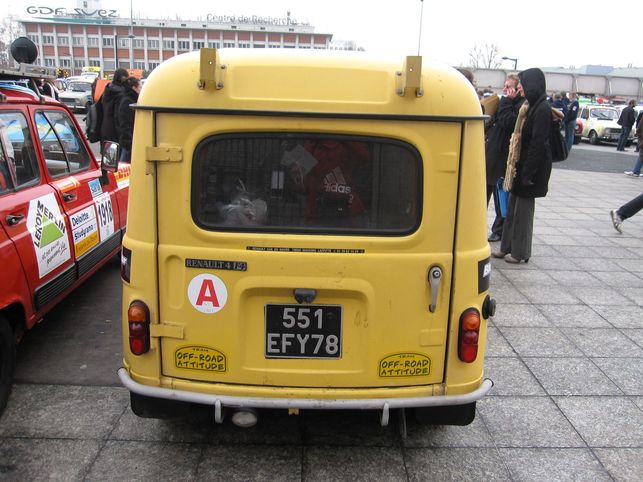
[128,301,150,355]
[458,308,481,363]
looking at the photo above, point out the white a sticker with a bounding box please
[27,193,71,278]
[188,274,228,314]
[94,192,115,241]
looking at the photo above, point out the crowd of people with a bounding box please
[458,66,642,259]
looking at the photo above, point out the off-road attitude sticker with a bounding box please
[27,193,71,278]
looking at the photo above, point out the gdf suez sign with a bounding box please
[26,6,118,18]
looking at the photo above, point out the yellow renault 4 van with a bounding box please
[118,49,495,427]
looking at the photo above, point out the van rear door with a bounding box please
[154,115,461,389]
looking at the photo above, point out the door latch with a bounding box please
[428,266,442,313]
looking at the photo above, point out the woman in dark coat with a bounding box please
[99,68,128,143]
[485,74,525,241]
[493,68,552,263]
[116,76,141,162]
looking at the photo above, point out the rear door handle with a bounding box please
[428,266,442,313]
[6,214,25,226]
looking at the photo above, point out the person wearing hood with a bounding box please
[493,68,552,264]
[99,68,128,145]
[116,76,141,162]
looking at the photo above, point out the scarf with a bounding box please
[503,100,530,191]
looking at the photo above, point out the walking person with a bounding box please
[610,193,643,233]
[99,68,129,147]
[485,74,525,242]
[116,76,141,163]
[616,100,636,151]
[624,118,643,177]
[563,92,579,152]
[493,68,552,264]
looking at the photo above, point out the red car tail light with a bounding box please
[128,300,150,355]
[458,308,481,363]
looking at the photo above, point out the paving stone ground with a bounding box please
[1,168,641,481]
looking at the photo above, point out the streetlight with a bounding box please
[501,56,518,70]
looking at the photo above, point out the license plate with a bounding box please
[265,304,342,359]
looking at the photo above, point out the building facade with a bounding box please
[19,8,333,76]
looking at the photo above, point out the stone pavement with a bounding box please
[0,168,641,481]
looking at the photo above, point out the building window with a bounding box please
[87,37,99,47]
[134,61,146,70]
[178,40,190,50]
[103,37,114,47]
[118,37,130,48]
[133,38,144,49]
[44,58,56,67]
[239,42,250,48]
[207,41,220,49]
[28,34,39,44]
[224,42,235,48]
[298,45,310,49]
[103,60,116,70]
[42,35,54,45]
[89,59,101,67]
[163,39,175,49]
[72,36,84,46]
[57,35,69,46]
[59,58,71,68]
[148,61,160,70]
[119,61,130,69]
[148,39,159,49]
[193,41,204,49]
[74,59,84,69]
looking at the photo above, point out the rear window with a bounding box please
[192,134,421,234]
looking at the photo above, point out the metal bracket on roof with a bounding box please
[198,48,226,90]
[396,56,423,98]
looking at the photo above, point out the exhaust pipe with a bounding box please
[231,408,258,428]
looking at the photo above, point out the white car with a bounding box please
[58,79,93,113]
[577,104,635,145]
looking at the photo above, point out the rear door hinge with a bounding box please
[145,145,183,162]
[150,322,184,340]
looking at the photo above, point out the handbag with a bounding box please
[550,119,568,162]
[495,178,509,218]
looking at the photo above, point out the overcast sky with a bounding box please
[5,0,642,69]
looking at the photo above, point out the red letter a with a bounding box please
[196,279,220,307]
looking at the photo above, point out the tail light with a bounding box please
[458,308,481,363]
[128,300,150,355]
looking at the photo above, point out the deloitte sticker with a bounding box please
[28,193,71,278]
[187,274,228,314]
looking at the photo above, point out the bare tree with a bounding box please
[468,43,502,69]
[0,15,24,67]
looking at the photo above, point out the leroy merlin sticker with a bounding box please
[187,274,228,314]
[70,205,99,257]
[27,193,71,278]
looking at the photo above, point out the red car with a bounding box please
[0,64,129,414]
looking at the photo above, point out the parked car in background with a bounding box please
[0,59,130,415]
[577,104,635,145]
[58,79,93,112]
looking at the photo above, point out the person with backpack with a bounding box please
[116,76,141,163]
[99,68,128,145]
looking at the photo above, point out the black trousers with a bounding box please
[618,193,643,220]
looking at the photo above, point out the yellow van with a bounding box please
[118,49,495,428]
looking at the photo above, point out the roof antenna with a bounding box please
[417,0,424,56]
